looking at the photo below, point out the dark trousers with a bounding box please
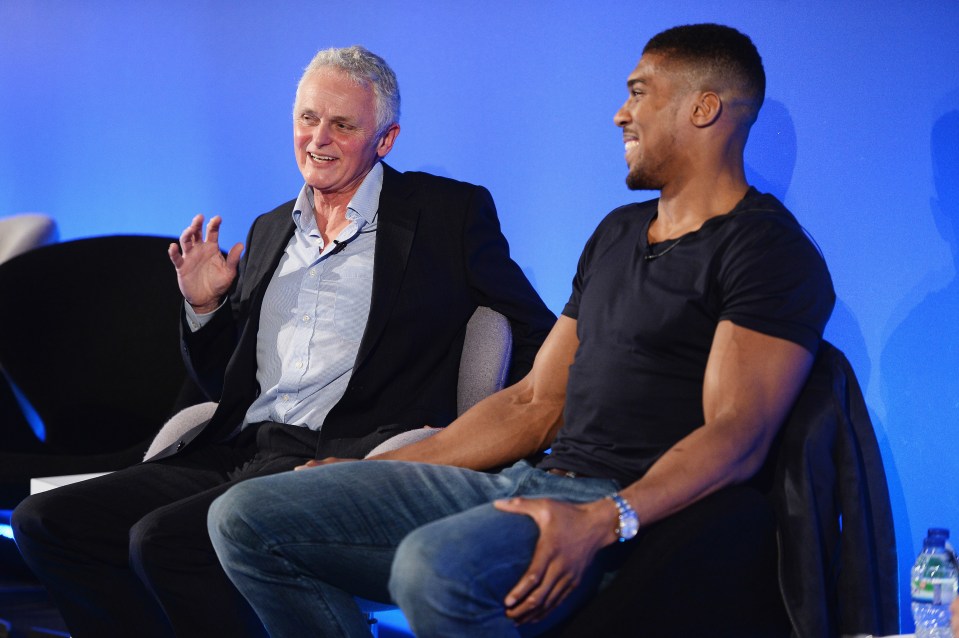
[550,485,791,638]
[11,422,325,638]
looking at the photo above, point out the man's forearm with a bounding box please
[369,316,580,470]
[368,379,564,470]
[617,417,773,530]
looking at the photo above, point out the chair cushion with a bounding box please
[143,401,218,460]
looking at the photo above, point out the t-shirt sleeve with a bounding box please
[561,221,605,321]
[718,217,835,354]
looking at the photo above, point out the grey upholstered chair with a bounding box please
[144,305,513,461]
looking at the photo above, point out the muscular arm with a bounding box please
[367,315,580,470]
[499,320,816,622]
[619,320,813,525]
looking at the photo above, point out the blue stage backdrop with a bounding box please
[2,1,957,630]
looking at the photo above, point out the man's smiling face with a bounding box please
[293,69,396,199]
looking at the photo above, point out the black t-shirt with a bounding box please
[537,189,835,486]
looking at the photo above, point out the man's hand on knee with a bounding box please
[493,497,618,624]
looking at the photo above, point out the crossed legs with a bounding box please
[209,460,621,638]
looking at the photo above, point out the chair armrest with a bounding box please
[364,427,442,458]
[143,402,218,460]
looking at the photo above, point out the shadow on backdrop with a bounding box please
[880,105,959,630]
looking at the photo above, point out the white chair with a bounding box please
[0,213,58,265]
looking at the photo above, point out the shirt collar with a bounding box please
[291,161,384,233]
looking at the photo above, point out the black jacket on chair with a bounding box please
[768,341,899,638]
[149,163,555,461]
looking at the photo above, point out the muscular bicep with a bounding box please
[701,320,815,476]
[524,315,579,405]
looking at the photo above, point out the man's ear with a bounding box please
[376,123,401,158]
[690,92,722,128]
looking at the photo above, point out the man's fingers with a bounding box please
[294,457,358,470]
[168,242,184,267]
[493,496,540,516]
[179,215,205,252]
[504,570,540,608]
[507,564,573,624]
[205,215,222,243]
[226,242,244,269]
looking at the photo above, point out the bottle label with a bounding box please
[911,577,958,604]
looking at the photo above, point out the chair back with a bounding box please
[456,306,512,416]
[0,214,58,265]
[0,235,188,454]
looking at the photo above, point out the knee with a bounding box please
[128,510,173,573]
[207,483,269,562]
[11,492,65,554]
[389,525,478,613]
[389,527,436,603]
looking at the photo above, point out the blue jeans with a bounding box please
[208,460,621,638]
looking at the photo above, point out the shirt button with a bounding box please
[295,361,303,369]
[282,394,290,401]
[309,269,316,277]
[302,315,310,322]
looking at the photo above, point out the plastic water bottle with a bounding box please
[911,528,958,638]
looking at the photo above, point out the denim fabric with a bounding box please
[208,460,620,638]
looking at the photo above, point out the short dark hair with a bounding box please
[644,24,765,119]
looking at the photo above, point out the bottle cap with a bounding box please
[923,529,949,549]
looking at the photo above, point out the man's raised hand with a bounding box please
[168,215,243,314]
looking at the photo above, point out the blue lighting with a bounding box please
[0,509,13,540]
[7,376,45,441]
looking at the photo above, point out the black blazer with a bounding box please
[153,164,555,460]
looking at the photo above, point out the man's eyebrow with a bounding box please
[627,77,648,89]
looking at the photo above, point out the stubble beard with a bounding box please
[626,165,665,191]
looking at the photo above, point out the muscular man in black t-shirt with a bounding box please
[539,188,832,486]
[207,24,835,637]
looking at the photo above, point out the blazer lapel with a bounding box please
[241,208,296,300]
[353,164,418,370]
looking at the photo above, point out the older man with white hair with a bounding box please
[12,45,554,638]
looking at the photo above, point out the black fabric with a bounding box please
[540,189,835,485]
[11,423,316,638]
[0,236,202,506]
[0,236,188,454]
[765,341,899,637]
[550,485,790,638]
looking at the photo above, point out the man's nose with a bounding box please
[312,121,333,146]
[614,102,630,127]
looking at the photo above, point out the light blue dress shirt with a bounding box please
[186,162,382,431]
